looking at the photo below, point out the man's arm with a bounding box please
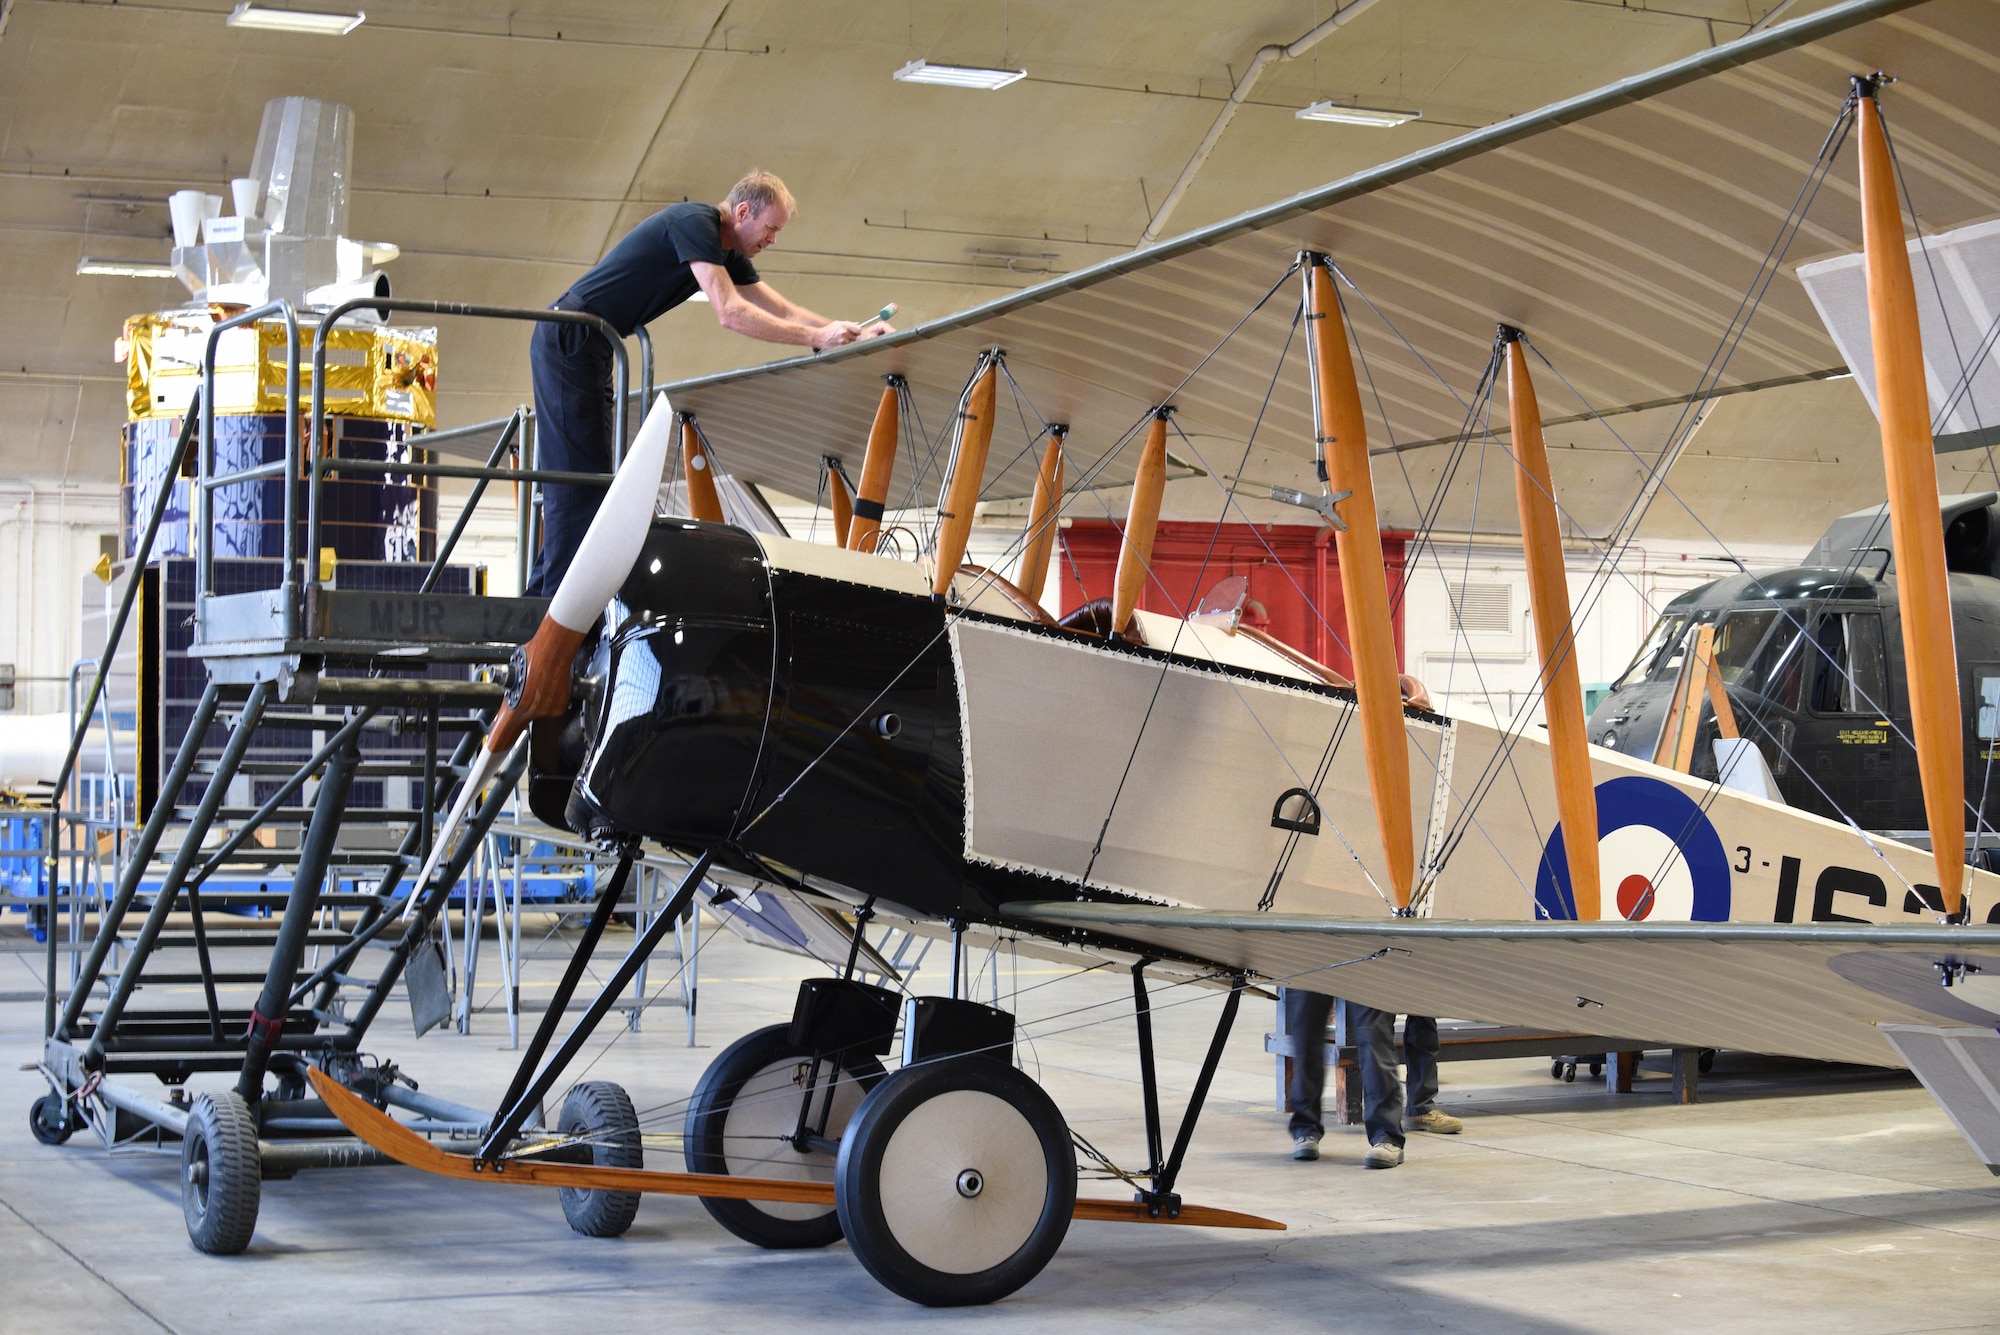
[692,262,862,349]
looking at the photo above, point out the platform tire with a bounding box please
[685,1023,885,1249]
[29,1093,74,1146]
[557,1080,643,1238]
[836,1056,1074,1307]
[181,1090,261,1255]
[1698,1048,1716,1075]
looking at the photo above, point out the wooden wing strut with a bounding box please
[1111,413,1169,638]
[1303,255,1415,911]
[849,379,901,554]
[932,356,999,599]
[1857,81,1965,917]
[681,414,724,524]
[1505,331,1601,921]
[1014,425,1067,603]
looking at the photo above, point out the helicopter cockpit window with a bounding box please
[1709,608,1782,684]
[1612,612,1693,689]
[1807,611,1889,715]
[1736,612,1808,709]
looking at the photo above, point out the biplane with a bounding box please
[276,0,2000,1307]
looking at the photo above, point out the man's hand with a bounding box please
[858,320,895,340]
[812,320,867,349]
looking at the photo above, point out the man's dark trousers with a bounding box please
[1283,988,1335,1139]
[525,314,617,598]
[1353,1005,1440,1149]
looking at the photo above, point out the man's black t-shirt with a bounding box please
[561,202,760,337]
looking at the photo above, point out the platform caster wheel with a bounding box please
[836,1056,1074,1307]
[1588,1060,1604,1078]
[29,1093,73,1146]
[557,1081,643,1238]
[181,1091,261,1255]
[1549,1059,1562,1080]
[1698,1048,1716,1074]
[685,1023,884,1249]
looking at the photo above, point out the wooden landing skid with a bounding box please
[309,1069,1284,1232]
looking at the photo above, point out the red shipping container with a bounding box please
[1049,519,1408,678]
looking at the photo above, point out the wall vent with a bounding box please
[1446,581,1513,637]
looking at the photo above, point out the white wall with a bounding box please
[0,481,120,715]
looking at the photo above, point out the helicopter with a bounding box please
[1589,491,2000,882]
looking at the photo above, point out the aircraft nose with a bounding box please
[569,520,776,846]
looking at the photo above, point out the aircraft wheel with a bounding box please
[557,1081,642,1238]
[29,1093,73,1146]
[836,1056,1074,1307]
[685,1023,884,1249]
[182,1091,261,1255]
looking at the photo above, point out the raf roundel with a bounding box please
[1534,775,1733,922]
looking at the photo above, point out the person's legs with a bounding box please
[1351,1003,1404,1149]
[524,318,615,597]
[1283,990,1334,1151]
[1402,1015,1463,1134]
[1403,1014,1440,1115]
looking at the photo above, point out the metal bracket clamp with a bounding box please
[1267,485,1352,529]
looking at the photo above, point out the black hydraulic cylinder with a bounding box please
[238,733,361,1102]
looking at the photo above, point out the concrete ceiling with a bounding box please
[1,0,1815,510]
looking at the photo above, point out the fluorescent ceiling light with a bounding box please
[76,257,175,278]
[1296,100,1420,127]
[893,59,1025,90]
[226,3,365,35]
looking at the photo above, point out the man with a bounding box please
[1285,990,1462,1167]
[526,170,890,596]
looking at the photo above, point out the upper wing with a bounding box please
[661,0,1995,530]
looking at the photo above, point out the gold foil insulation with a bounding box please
[119,312,437,426]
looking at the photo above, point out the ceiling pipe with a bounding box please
[1135,0,1385,249]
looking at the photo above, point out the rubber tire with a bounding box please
[557,1081,643,1238]
[684,1023,885,1249]
[836,1057,1074,1307]
[181,1091,261,1255]
[29,1094,73,1146]
[1698,1048,1717,1075]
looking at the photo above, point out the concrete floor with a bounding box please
[4,917,2000,1334]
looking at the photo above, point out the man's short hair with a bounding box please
[726,170,795,219]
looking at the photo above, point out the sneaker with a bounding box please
[1408,1108,1463,1135]
[1363,1140,1404,1169]
[1292,1132,1322,1161]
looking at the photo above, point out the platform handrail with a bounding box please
[44,388,205,1036]
[198,301,301,635]
[305,298,637,617]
